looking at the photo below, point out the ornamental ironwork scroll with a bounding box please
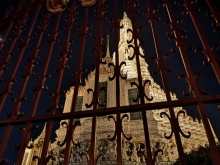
[108,114,132,141]
[46,0,97,13]
[57,120,81,147]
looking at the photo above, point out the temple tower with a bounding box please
[21,12,218,165]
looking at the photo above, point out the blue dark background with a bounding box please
[0,0,220,164]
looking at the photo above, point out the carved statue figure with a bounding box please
[131,143,140,162]
[84,141,91,153]
[109,141,117,159]
[97,140,108,155]
[151,141,157,155]
[122,140,129,161]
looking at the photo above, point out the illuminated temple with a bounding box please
[22,12,218,165]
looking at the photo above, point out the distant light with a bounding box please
[0,38,2,41]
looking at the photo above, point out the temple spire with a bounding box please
[105,35,111,62]
[123,12,127,18]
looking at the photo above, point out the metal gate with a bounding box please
[0,0,220,164]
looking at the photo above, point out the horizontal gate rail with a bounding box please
[0,94,219,126]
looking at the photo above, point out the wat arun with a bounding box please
[22,13,218,165]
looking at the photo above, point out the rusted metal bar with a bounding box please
[164,0,220,164]
[127,0,153,164]
[112,0,123,164]
[63,0,87,164]
[38,119,54,164]
[0,94,219,126]
[14,124,38,165]
[0,6,13,22]
[13,0,25,12]
[183,0,220,84]
[116,111,123,165]
[113,0,120,109]
[69,5,88,120]
[0,0,26,51]
[0,4,50,163]
[90,114,97,165]
[145,0,187,164]
[0,5,41,113]
[0,0,45,30]
[0,2,28,77]
[0,6,13,52]
[15,11,61,165]
[2,11,50,118]
[28,13,61,118]
[63,116,74,165]
[0,124,13,163]
[38,1,77,164]
[206,0,220,24]
[90,0,105,164]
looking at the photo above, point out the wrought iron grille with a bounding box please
[0,0,220,165]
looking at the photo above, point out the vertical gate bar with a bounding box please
[90,114,97,165]
[164,1,220,164]
[0,5,41,113]
[0,0,28,77]
[0,12,28,74]
[140,110,153,164]
[127,0,145,103]
[63,1,88,164]
[0,11,50,162]
[90,0,104,164]
[63,117,74,165]
[29,12,61,119]
[69,2,86,121]
[0,6,13,22]
[63,118,79,165]
[113,0,120,109]
[206,0,220,23]
[14,121,36,165]
[183,0,220,83]
[39,119,53,164]
[128,0,153,164]
[3,10,50,118]
[0,6,14,51]
[0,124,13,162]
[116,111,123,165]
[13,0,26,13]
[145,0,187,164]
[15,11,61,165]
[140,110,153,165]
[39,1,77,163]
[113,0,123,164]
[0,0,25,52]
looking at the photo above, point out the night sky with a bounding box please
[0,0,220,164]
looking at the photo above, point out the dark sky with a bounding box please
[0,0,220,164]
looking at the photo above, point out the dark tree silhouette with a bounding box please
[174,143,220,165]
